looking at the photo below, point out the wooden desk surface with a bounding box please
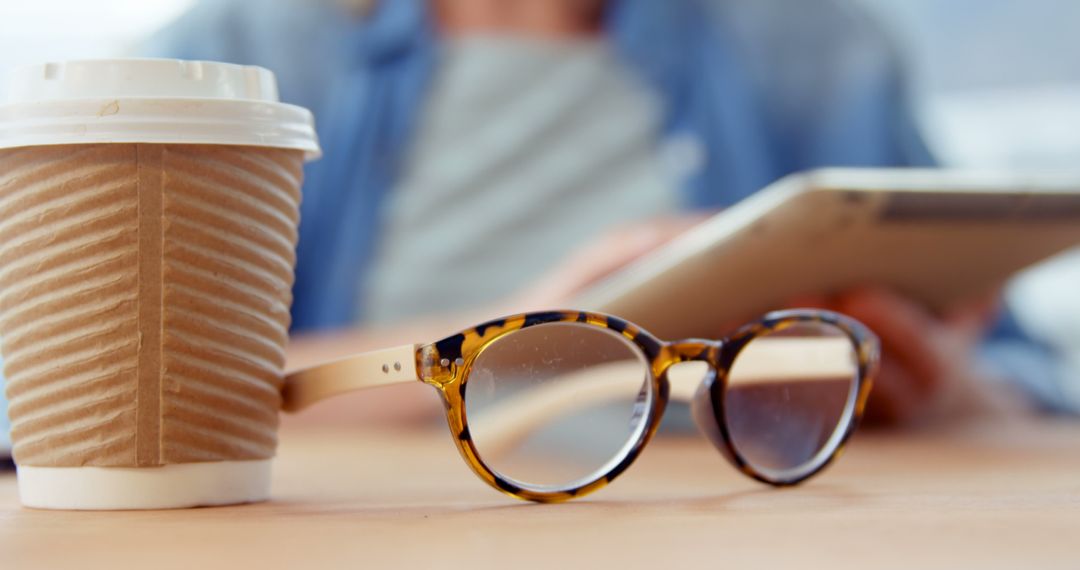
[2,418,1079,569]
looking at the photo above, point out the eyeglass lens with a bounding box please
[464,322,652,490]
[723,321,859,480]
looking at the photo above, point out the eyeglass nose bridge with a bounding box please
[650,339,723,405]
[652,340,743,471]
[654,339,721,377]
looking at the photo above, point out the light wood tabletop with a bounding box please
[2,416,1079,569]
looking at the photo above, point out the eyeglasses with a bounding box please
[284,309,879,502]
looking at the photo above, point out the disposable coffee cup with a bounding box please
[0,59,320,509]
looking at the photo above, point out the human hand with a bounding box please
[789,287,1031,426]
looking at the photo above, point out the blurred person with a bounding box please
[144,0,1052,426]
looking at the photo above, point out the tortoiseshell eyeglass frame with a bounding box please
[284,309,879,503]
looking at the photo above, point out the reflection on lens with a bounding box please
[464,322,651,490]
[723,322,858,480]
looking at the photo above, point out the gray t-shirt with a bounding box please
[364,36,678,322]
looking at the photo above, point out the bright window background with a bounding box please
[0,0,194,96]
[860,0,1080,171]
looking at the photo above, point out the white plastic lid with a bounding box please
[0,59,320,159]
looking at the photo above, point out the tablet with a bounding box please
[576,168,1080,338]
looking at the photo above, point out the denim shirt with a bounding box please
[144,0,935,331]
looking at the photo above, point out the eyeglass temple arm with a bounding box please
[282,344,420,412]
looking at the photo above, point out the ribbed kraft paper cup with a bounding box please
[0,60,319,509]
